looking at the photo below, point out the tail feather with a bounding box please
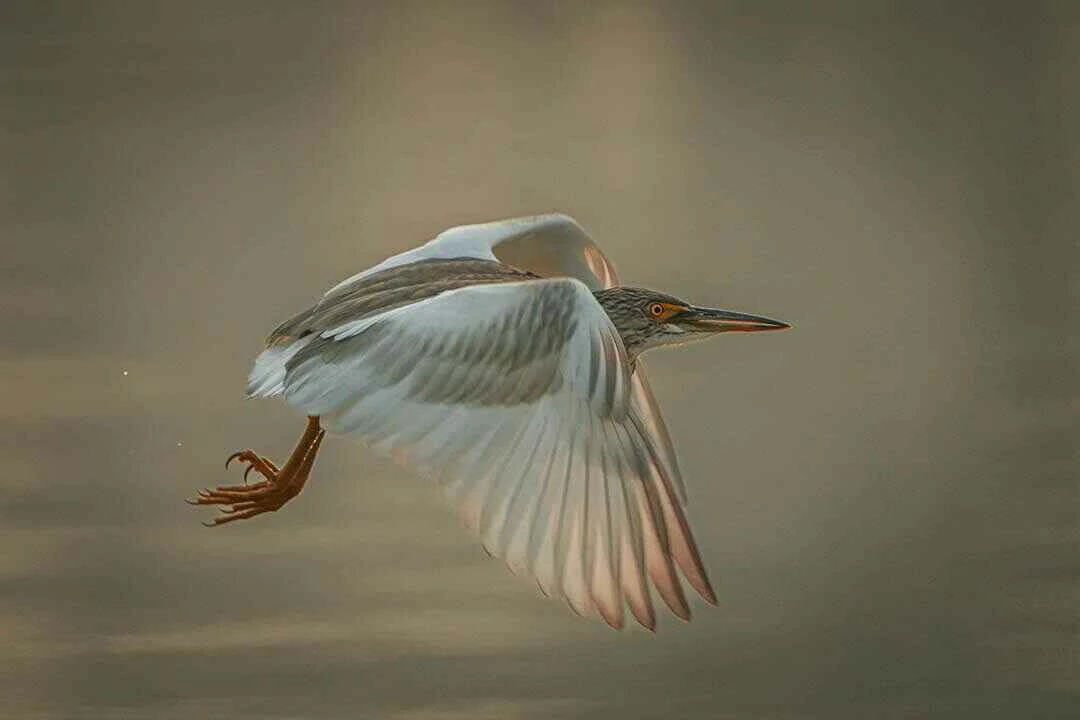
[246,339,309,398]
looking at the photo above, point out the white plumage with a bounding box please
[238,214,727,629]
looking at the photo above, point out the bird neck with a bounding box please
[592,288,645,368]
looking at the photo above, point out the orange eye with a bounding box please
[649,303,665,317]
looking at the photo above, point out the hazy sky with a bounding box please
[3,2,1078,718]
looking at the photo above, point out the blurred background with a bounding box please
[2,2,1077,718]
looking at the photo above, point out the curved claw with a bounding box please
[225,450,245,470]
[195,423,322,527]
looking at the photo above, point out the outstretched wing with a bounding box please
[325,214,686,504]
[277,277,714,629]
[325,213,618,294]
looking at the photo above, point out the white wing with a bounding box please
[326,213,618,295]
[278,278,713,629]
[327,214,686,503]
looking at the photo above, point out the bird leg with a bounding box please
[189,416,326,526]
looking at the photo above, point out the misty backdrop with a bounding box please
[2,2,1077,719]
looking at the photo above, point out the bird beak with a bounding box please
[679,306,791,333]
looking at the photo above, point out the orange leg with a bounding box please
[189,416,326,526]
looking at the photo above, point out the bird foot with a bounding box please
[188,421,325,527]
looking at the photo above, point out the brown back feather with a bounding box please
[266,258,540,346]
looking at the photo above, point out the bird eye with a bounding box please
[649,303,665,317]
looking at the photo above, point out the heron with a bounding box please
[190,214,789,630]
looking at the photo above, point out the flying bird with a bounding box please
[190,214,789,630]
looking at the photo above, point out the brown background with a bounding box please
[3,2,1077,718]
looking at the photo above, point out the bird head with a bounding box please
[594,287,790,360]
